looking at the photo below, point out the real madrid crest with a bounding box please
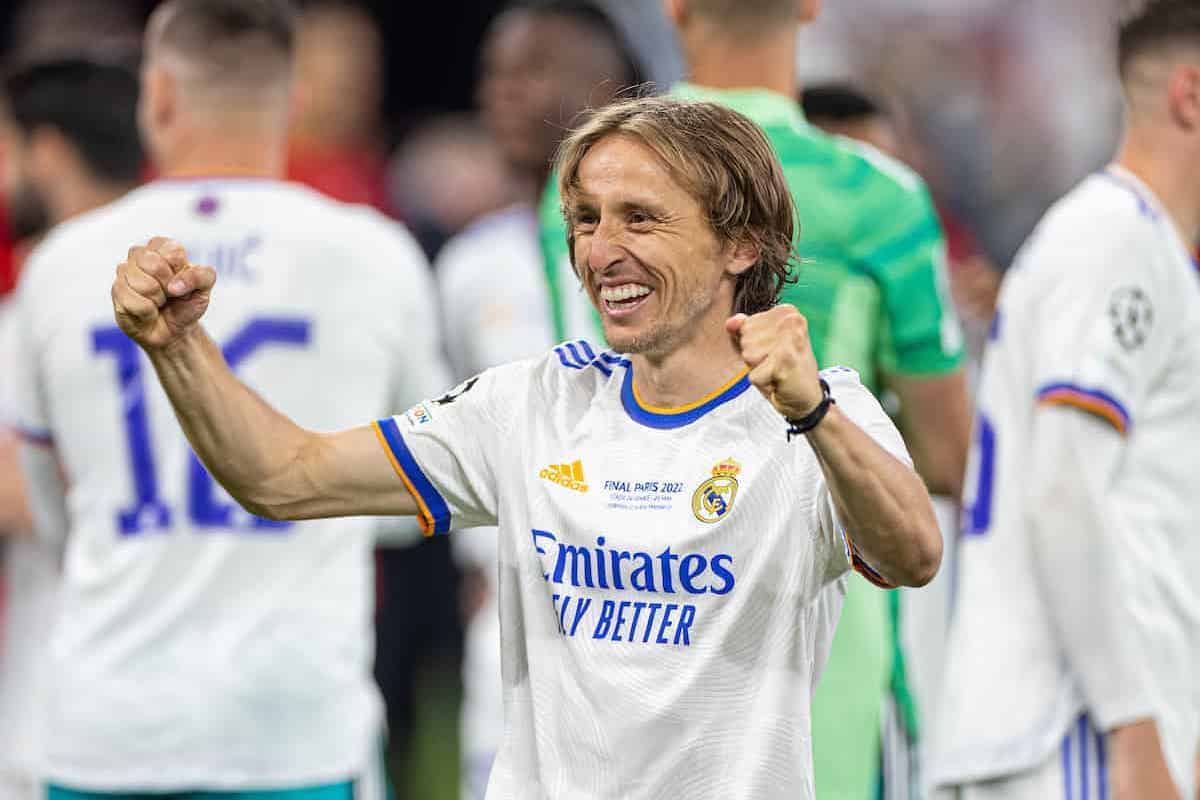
[692,457,741,523]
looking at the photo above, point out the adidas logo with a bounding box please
[539,460,589,493]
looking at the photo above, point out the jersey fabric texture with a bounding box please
[11,178,450,791]
[435,204,559,799]
[373,350,912,800]
[934,168,1200,798]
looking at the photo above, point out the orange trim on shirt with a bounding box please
[372,421,434,537]
[1037,393,1128,435]
[845,531,897,589]
[631,367,751,414]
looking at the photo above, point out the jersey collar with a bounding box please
[671,82,809,131]
[612,356,752,430]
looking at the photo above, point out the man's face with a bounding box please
[569,134,742,357]
[0,110,49,240]
[479,11,614,173]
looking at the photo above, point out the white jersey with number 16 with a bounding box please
[12,178,448,791]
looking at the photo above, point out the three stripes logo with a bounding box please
[539,460,589,494]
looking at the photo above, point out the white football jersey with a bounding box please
[11,178,449,790]
[934,167,1200,796]
[436,203,556,799]
[373,349,911,800]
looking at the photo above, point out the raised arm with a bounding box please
[728,306,942,587]
[112,237,415,521]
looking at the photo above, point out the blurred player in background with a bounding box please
[287,0,391,212]
[434,2,640,796]
[0,54,143,800]
[9,1,447,798]
[539,2,970,798]
[935,1,1200,798]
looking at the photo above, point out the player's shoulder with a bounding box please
[795,126,931,199]
[524,339,619,403]
[1022,171,1167,277]
[285,185,426,264]
[17,191,145,292]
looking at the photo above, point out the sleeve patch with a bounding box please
[1036,383,1131,434]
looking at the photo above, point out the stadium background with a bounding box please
[0,1,1131,798]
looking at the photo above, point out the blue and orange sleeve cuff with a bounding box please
[372,417,452,536]
[844,530,897,589]
[1035,382,1131,435]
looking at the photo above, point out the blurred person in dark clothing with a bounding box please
[0,53,142,800]
[432,3,640,796]
[287,1,391,211]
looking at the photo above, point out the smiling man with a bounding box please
[112,96,941,800]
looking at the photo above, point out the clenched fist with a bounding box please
[112,237,217,350]
[726,306,823,420]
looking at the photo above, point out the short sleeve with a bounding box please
[1028,225,1162,435]
[373,366,520,535]
[847,152,964,376]
[8,263,52,444]
[815,366,914,587]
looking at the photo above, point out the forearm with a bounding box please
[806,405,941,586]
[148,326,319,518]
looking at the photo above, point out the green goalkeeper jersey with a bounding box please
[539,84,964,800]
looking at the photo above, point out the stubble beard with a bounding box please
[607,288,714,358]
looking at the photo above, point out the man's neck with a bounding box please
[682,26,799,99]
[1116,131,1200,244]
[159,129,285,180]
[627,310,748,410]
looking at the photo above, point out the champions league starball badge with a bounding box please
[692,457,741,524]
[1108,286,1153,351]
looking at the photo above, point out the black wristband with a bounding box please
[785,378,835,441]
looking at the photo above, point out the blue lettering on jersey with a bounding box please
[188,236,262,282]
[531,529,735,647]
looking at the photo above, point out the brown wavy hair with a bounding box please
[555,95,799,316]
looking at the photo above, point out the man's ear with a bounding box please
[1167,63,1200,131]
[726,238,759,277]
[140,62,177,138]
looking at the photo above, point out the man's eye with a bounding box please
[574,213,598,228]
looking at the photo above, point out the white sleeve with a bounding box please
[813,366,914,587]
[8,266,52,442]
[373,365,520,534]
[1019,225,1165,729]
[1029,225,1163,434]
[1026,406,1152,729]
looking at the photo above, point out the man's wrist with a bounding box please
[785,379,835,440]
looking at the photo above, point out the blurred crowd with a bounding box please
[0,0,1135,798]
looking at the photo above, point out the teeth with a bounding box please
[600,283,652,303]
